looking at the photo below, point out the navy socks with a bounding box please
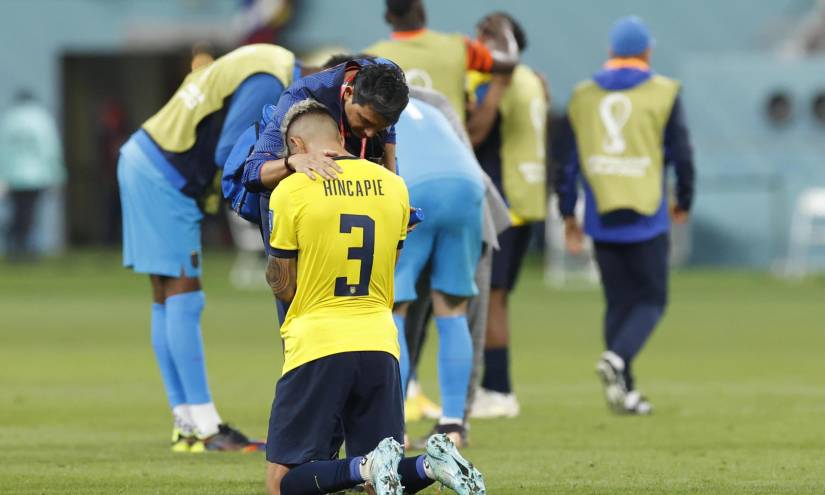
[398,456,435,493]
[481,347,511,394]
[280,459,356,495]
[278,455,434,494]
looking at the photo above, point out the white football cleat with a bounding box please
[469,387,520,419]
[624,390,653,415]
[596,351,628,413]
[360,437,404,495]
[423,434,485,495]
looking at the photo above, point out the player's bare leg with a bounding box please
[266,462,290,495]
[485,288,508,350]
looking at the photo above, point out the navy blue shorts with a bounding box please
[491,225,532,291]
[266,351,404,465]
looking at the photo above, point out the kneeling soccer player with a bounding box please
[264,100,485,495]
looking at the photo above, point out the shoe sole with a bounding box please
[426,434,485,495]
[370,438,404,495]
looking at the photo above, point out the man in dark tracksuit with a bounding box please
[557,16,695,415]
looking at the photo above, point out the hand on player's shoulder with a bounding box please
[290,150,343,181]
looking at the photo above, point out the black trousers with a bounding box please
[594,232,669,390]
[7,189,43,256]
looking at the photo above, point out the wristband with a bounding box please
[408,207,424,227]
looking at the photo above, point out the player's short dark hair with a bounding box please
[488,11,528,53]
[323,53,374,70]
[352,64,409,125]
[387,0,417,17]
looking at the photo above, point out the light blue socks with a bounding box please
[393,313,410,397]
[435,315,473,420]
[150,302,185,407]
[165,291,211,405]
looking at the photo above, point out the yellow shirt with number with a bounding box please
[269,158,410,375]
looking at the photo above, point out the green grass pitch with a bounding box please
[1,251,824,494]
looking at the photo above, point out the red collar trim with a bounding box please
[391,28,427,40]
[604,58,650,71]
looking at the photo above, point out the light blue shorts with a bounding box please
[118,134,203,278]
[395,178,484,302]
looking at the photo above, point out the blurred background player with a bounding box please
[264,100,484,495]
[0,89,65,261]
[466,13,548,419]
[392,95,485,447]
[366,0,520,421]
[365,0,519,121]
[557,16,695,414]
[118,43,306,451]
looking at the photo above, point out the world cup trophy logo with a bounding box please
[599,93,633,154]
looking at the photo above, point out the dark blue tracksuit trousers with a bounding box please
[593,232,669,391]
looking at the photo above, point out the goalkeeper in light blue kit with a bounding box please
[118,44,307,451]
[393,96,485,446]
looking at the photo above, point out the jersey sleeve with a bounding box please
[268,183,299,258]
[465,38,494,73]
[215,73,284,167]
[242,87,304,192]
[398,180,410,249]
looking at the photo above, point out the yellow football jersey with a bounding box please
[269,158,410,374]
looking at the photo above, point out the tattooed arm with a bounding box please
[266,256,297,302]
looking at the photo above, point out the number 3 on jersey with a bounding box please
[334,214,375,297]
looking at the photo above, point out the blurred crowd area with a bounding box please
[2,0,825,271]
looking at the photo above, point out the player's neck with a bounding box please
[392,20,425,33]
[308,142,348,156]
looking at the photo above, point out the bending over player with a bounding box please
[264,100,485,495]
[118,44,309,451]
[392,97,485,446]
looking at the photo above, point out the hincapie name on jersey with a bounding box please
[323,179,385,198]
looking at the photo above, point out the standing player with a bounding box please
[557,16,695,414]
[366,0,520,420]
[466,13,548,419]
[118,44,309,451]
[0,90,65,261]
[392,97,485,446]
[264,100,484,495]
[365,0,519,120]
